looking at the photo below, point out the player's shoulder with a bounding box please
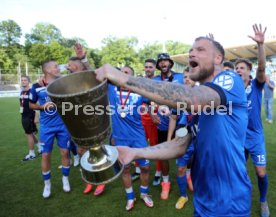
[172,71,183,76]
[152,75,161,80]
[31,82,42,89]
[213,70,243,91]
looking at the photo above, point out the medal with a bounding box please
[120,112,126,118]
[119,88,131,118]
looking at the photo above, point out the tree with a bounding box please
[138,42,162,63]
[25,22,63,45]
[0,19,22,47]
[28,42,73,68]
[88,48,102,69]
[165,40,191,55]
[60,37,88,48]
[100,36,139,69]
[0,48,13,69]
[28,43,51,67]
[48,41,73,64]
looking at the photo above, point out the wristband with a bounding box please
[175,127,188,138]
[81,57,88,63]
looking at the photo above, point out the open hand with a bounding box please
[248,24,267,44]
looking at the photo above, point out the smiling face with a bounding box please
[158,59,171,74]
[188,38,223,83]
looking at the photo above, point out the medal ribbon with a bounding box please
[120,88,131,110]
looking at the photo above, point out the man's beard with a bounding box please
[160,65,170,74]
[190,65,214,83]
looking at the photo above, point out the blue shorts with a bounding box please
[245,136,266,166]
[176,143,194,167]
[115,138,150,167]
[40,124,70,153]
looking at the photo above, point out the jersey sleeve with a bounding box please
[29,84,38,103]
[204,71,246,106]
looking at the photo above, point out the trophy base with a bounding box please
[80,145,124,185]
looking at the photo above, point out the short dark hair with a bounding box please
[21,75,30,82]
[145,58,156,65]
[223,61,234,70]
[123,65,135,75]
[195,37,225,63]
[235,58,253,71]
[184,66,189,73]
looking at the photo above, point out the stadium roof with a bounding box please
[171,40,276,65]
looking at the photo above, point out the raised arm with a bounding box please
[74,43,92,70]
[248,24,267,83]
[95,64,221,112]
[117,133,192,165]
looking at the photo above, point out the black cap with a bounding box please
[156,53,174,70]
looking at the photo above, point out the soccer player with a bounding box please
[29,60,71,198]
[138,58,161,186]
[109,66,153,211]
[20,75,40,161]
[167,69,195,209]
[235,24,270,217]
[95,36,252,216]
[151,53,183,199]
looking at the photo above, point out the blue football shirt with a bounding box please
[245,79,265,147]
[153,72,184,131]
[192,70,252,216]
[29,83,66,127]
[108,84,146,141]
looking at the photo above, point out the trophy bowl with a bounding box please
[47,70,123,185]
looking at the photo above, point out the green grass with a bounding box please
[0,97,275,217]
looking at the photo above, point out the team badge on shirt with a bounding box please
[214,75,234,90]
[245,84,252,94]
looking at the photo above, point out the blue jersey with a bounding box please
[29,83,66,127]
[153,72,184,131]
[245,79,265,146]
[192,70,251,216]
[108,84,146,141]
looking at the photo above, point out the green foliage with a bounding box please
[0,19,22,47]
[0,20,191,76]
[28,43,51,67]
[25,22,63,45]
[100,36,139,68]
[0,48,13,68]
[28,42,73,67]
[60,37,88,48]
[88,48,102,69]
[165,40,191,55]
[48,41,73,64]
[138,42,162,63]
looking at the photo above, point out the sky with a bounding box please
[1,0,276,50]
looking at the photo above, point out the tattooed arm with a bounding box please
[95,64,221,112]
[116,134,192,165]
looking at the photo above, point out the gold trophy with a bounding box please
[47,71,123,185]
